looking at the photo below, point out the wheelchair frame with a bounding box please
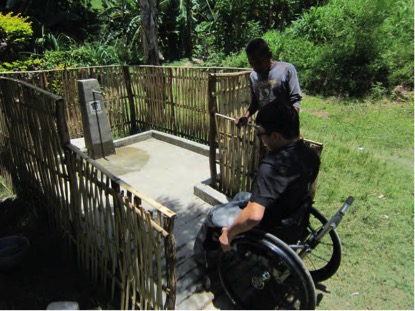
[217,196,354,310]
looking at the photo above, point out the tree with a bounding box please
[140,0,161,65]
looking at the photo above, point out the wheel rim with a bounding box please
[219,238,315,310]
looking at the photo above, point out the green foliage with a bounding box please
[220,50,249,68]
[191,0,325,59]
[261,0,413,97]
[35,33,76,53]
[41,0,101,42]
[211,0,263,55]
[1,0,411,99]
[97,0,143,64]
[38,43,124,69]
[378,0,414,89]
[159,0,182,61]
[0,12,33,62]
[0,12,32,46]
[0,58,42,72]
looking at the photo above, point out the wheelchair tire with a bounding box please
[218,231,316,310]
[302,207,342,283]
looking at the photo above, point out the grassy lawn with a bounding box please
[300,95,414,309]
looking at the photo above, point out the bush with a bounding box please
[38,43,124,69]
[378,0,414,89]
[221,51,249,68]
[262,0,413,97]
[0,12,33,62]
[0,58,42,72]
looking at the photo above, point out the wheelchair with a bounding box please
[216,196,354,310]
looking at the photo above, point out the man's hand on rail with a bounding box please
[234,116,248,128]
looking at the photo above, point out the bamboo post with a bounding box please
[167,67,177,135]
[122,66,138,135]
[163,216,176,310]
[55,98,70,146]
[208,72,218,189]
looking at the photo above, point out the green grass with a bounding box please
[300,95,414,309]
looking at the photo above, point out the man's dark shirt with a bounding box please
[250,139,320,230]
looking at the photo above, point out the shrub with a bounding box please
[0,12,33,62]
[37,43,126,69]
[263,0,413,97]
[0,58,42,72]
[378,0,414,89]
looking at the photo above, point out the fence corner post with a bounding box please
[208,72,217,189]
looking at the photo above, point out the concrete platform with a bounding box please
[71,131,233,310]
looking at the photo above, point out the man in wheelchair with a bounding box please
[193,102,320,276]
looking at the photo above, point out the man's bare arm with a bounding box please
[219,201,265,252]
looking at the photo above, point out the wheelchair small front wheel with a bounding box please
[218,232,316,310]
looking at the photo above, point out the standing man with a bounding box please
[235,38,302,127]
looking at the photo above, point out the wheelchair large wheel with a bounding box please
[218,231,316,310]
[302,207,342,283]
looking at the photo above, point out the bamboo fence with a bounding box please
[0,77,177,310]
[207,71,323,197]
[1,64,322,198]
[213,113,323,198]
[1,66,249,145]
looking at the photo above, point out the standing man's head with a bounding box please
[255,103,300,151]
[246,38,272,75]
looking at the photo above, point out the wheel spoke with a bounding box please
[219,235,316,309]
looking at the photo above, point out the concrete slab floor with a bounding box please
[72,131,232,309]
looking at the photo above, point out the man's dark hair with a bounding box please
[255,103,300,139]
[245,38,271,57]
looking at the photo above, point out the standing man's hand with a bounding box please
[219,227,232,252]
[234,116,248,128]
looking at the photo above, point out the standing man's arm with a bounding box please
[235,78,259,126]
[219,202,265,252]
[287,64,302,113]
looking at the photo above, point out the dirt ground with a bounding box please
[0,196,116,310]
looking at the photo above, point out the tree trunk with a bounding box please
[140,0,161,65]
[183,0,192,59]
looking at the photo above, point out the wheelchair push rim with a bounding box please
[218,232,316,310]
